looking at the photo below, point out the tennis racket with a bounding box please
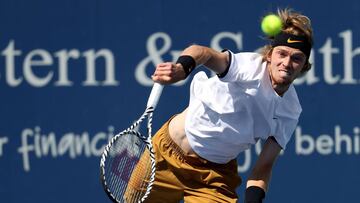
[100,83,164,203]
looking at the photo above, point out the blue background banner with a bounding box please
[0,0,359,202]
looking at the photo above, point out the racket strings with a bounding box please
[124,130,155,202]
[101,108,156,203]
[125,150,152,202]
[104,132,148,202]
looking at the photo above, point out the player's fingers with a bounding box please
[155,66,173,74]
[153,63,185,84]
[151,75,173,84]
[157,62,172,67]
[153,63,171,76]
[154,63,177,75]
[153,69,172,78]
[156,62,172,70]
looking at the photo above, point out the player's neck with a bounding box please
[272,82,289,97]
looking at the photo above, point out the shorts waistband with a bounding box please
[160,116,233,167]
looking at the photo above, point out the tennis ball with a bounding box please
[261,14,282,36]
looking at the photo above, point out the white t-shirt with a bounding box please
[184,51,302,164]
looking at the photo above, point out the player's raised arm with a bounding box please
[152,45,229,85]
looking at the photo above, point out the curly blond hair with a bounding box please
[260,8,314,74]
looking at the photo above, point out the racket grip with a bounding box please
[146,83,164,109]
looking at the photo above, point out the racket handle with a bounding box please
[146,83,164,109]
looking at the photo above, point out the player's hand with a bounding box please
[152,62,186,85]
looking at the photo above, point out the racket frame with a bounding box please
[100,83,163,203]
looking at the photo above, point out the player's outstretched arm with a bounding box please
[152,45,229,85]
[179,44,230,74]
[245,137,282,203]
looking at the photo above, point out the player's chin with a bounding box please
[276,76,294,86]
[278,73,294,83]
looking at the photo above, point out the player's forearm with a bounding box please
[246,137,281,192]
[245,148,278,203]
[179,45,228,74]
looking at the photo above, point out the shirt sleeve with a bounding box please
[217,50,238,82]
[217,49,232,78]
[218,51,264,83]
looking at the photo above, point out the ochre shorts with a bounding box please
[142,117,242,203]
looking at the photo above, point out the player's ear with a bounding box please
[266,48,274,62]
[266,50,272,62]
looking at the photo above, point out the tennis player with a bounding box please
[145,8,313,203]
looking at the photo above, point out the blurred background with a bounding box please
[0,0,359,202]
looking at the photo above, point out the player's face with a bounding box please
[267,46,306,86]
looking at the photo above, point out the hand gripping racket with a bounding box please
[100,83,164,203]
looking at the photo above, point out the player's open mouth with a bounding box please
[279,69,291,75]
[278,70,293,81]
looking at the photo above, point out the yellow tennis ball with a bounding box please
[261,14,283,36]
